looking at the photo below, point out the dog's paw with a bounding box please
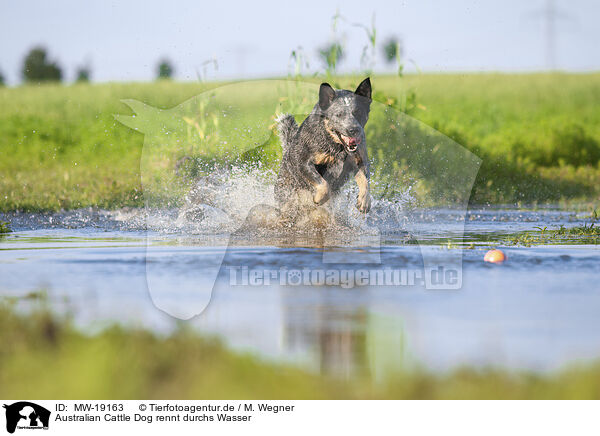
[356,192,371,213]
[313,182,330,205]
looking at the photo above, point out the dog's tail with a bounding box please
[276,113,298,152]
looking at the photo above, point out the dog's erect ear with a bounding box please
[355,77,372,100]
[319,83,336,110]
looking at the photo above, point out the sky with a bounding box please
[1,0,599,85]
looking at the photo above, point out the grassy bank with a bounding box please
[1,304,600,399]
[1,74,599,212]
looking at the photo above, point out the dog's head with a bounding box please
[317,77,371,154]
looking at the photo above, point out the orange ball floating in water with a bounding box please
[484,249,506,263]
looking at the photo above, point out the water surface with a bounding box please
[1,207,599,378]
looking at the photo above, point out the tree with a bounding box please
[22,47,62,83]
[75,66,91,83]
[382,36,403,64]
[157,59,174,79]
[0,69,5,86]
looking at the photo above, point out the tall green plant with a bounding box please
[354,13,377,75]
[382,36,404,77]
[288,47,310,78]
[318,10,346,82]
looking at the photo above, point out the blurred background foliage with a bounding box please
[1,73,599,211]
[1,303,600,399]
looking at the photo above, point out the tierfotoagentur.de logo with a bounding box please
[3,402,50,434]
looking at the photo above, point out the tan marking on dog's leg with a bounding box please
[355,170,371,213]
[313,181,330,205]
[313,152,336,165]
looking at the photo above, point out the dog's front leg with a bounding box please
[353,145,371,213]
[355,167,371,213]
[299,160,330,205]
[313,180,330,205]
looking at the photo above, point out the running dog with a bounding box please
[274,78,372,220]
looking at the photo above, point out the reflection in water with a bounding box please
[283,298,370,378]
[281,289,407,379]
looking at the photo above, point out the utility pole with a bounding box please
[544,0,557,70]
[527,0,575,70]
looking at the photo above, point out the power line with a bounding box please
[526,0,576,70]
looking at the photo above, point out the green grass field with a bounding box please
[2,77,600,399]
[1,73,600,211]
[2,303,600,399]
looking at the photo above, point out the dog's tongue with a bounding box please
[341,135,360,148]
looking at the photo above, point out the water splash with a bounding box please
[165,164,417,240]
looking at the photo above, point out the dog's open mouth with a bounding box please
[337,132,361,153]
